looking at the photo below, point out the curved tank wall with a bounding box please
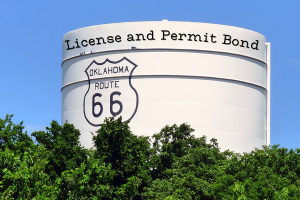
[61,21,270,153]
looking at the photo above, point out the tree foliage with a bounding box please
[1,114,300,199]
[0,114,34,154]
[92,116,151,199]
[31,121,88,181]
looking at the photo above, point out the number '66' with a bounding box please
[92,92,123,117]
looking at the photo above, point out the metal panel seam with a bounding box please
[61,48,267,66]
[61,75,267,92]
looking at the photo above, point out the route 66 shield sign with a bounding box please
[83,57,139,126]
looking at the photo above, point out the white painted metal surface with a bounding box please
[266,42,271,146]
[61,21,270,153]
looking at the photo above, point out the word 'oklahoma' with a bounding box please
[89,66,130,76]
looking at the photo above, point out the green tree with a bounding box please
[0,114,34,154]
[221,146,300,199]
[144,135,230,200]
[58,157,115,199]
[32,121,87,182]
[0,114,35,190]
[0,146,59,199]
[150,123,210,180]
[2,114,300,199]
[92,116,152,199]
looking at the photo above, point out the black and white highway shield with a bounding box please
[83,57,138,126]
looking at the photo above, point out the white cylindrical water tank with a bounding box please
[62,21,270,153]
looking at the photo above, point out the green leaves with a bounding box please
[92,116,151,199]
[59,160,115,199]
[32,120,88,181]
[223,146,300,199]
[0,146,59,199]
[1,114,300,199]
[0,114,34,154]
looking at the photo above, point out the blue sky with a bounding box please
[0,1,299,149]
